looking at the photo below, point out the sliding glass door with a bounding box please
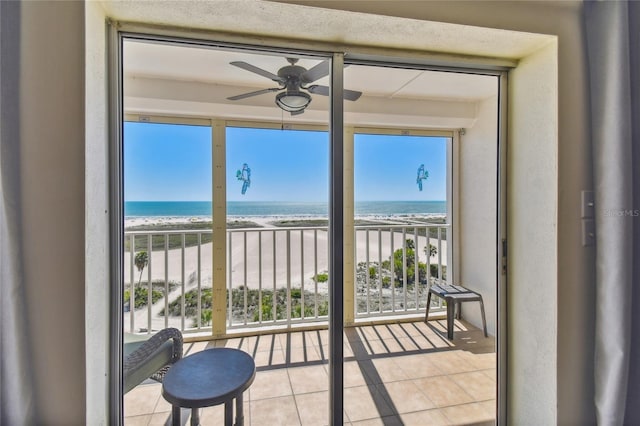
[115,33,503,426]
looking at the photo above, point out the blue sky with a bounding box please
[124,122,447,202]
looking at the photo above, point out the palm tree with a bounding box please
[424,244,438,258]
[134,250,149,287]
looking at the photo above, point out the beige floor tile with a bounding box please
[348,338,384,357]
[382,380,436,413]
[288,343,324,364]
[295,391,330,426]
[412,376,474,408]
[479,368,497,382]
[321,342,355,359]
[394,336,421,352]
[370,358,410,383]
[428,350,479,375]
[409,334,440,350]
[449,371,496,401]
[351,417,383,426]
[401,409,451,426]
[386,323,412,337]
[344,385,395,422]
[124,414,151,426]
[452,331,495,350]
[364,325,395,341]
[440,401,495,425]
[393,353,443,379]
[254,333,283,352]
[199,404,229,425]
[289,365,329,394]
[343,361,371,388]
[154,394,173,413]
[215,336,256,353]
[463,351,496,370]
[249,369,292,400]
[251,395,301,425]
[182,340,209,355]
[352,415,404,426]
[399,322,431,338]
[280,331,308,349]
[147,410,173,425]
[375,337,409,354]
[124,384,162,417]
[253,346,286,368]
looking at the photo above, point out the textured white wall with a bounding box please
[508,42,558,425]
[85,1,110,424]
[459,94,499,336]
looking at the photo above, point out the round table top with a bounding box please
[162,348,256,408]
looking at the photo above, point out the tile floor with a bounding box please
[124,319,496,425]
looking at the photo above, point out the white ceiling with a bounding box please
[105,0,554,127]
[124,40,498,128]
[124,41,497,101]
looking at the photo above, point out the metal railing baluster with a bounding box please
[181,234,185,331]
[365,229,370,315]
[129,234,135,333]
[122,223,449,333]
[164,234,169,329]
[147,235,152,334]
[258,231,263,324]
[243,231,248,325]
[197,233,201,330]
[300,230,305,320]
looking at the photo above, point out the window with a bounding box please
[353,132,452,316]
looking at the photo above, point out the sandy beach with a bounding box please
[124,215,448,291]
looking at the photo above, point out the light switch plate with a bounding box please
[581,190,595,218]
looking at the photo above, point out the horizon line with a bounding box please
[125,199,447,203]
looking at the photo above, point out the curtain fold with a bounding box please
[585,1,639,424]
[0,1,37,424]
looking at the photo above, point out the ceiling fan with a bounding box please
[227,58,362,115]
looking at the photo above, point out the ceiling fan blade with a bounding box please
[343,88,363,101]
[306,84,329,96]
[227,87,280,101]
[307,85,363,101]
[230,61,285,83]
[290,109,305,116]
[300,60,330,84]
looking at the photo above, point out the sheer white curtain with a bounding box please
[585,1,640,424]
[0,1,37,424]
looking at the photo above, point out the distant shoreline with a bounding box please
[124,213,447,230]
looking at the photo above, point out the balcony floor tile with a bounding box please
[124,319,496,426]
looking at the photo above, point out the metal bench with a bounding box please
[425,284,488,340]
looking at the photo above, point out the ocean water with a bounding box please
[124,200,446,218]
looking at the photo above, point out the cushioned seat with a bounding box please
[124,328,183,394]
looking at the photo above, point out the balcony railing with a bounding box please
[123,223,448,335]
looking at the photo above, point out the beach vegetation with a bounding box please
[162,286,329,325]
[198,309,212,327]
[134,251,149,287]
[314,272,329,283]
[270,219,329,228]
[369,266,377,280]
[382,240,444,287]
[124,286,163,310]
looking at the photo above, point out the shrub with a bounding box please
[123,286,163,309]
[314,272,329,283]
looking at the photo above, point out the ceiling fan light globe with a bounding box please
[275,91,311,112]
